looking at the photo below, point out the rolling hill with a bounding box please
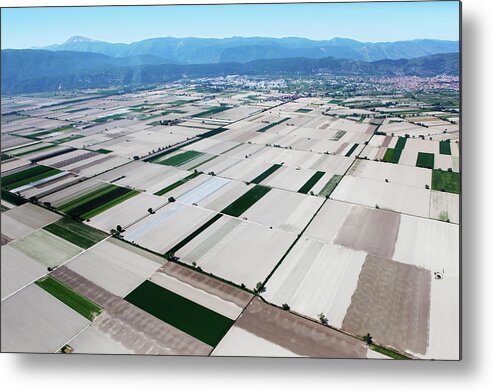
[1,49,459,95]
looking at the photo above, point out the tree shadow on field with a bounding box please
[10,6,481,383]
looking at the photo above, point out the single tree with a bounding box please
[363,333,373,346]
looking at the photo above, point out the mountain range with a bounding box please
[1,49,459,95]
[39,36,459,64]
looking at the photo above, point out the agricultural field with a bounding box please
[57,183,139,220]
[175,215,297,289]
[1,164,62,192]
[213,298,368,358]
[64,237,164,297]
[1,284,90,353]
[1,86,460,359]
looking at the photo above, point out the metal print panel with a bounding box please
[0,0,461,360]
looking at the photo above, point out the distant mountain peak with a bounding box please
[64,36,98,44]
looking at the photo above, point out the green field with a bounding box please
[221,185,271,217]
[345,143,359,157]
[11,144,56,157]
[318,175,343,197]
[250,164,282,184]
[1,189,26,206]
[295,108,312,113]
[170,99,200,106]
[124,280,234,346]
[154,172,202,196]
[94,149,112,154]
[198,127,229,138]
[439,140,452,155]
[382,147,403,164]
[36,276,102,321]
[155,150,204,167]
[256,117,290,133]
[52,134,84,145]
[298,171,325,194]
[146,143,198,163]
[165,214,222,258]
[193,106,230,118]
[382,137,407,163]
[369,344,411,360]
[394,136,408,150]
[59,184,139,220]
[94,113,126,123]
[43,217,107,248]
[66,107,89,113]
[432,170,460,194]
[1,165,61,191]
[416,152,435,169]
[25,125,74,139]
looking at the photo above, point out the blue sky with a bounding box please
[1,1,460,49]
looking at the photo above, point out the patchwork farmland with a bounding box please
[1,84,459,359]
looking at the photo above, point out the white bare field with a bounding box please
[263,237,366,328]
[123,202,216,254]
[304,199,353,243]
[91,129,188,158]
[76,156,130,177]
[11,229,83,268]
[331,175,431,218]
[1,215,36,241]
[3,203,60,229]
[434,153,455,171]
[0,158,31,173]
[40,178,105,207]
[1,284,90,353]
[194,154,241,175]
[1,246,47,300]
[392,214,459,276]
[96,160,191,193]
[200,181,253,212]
[219,158,273,182]
[177,176,231,206]
[177,216,296,289]
[240,188,323,233]
[262,166,316,192]
[423,275,459,360]
[429,190,460,224]
[66,318,135,355]
[212,326,301,357]
[87,192,168,232]
[65,237,163,297]
[347,159,432,188]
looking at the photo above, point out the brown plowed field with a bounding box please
[51,266,212,355]
[236,298,367,358]
[161,263,253,309]
[335,206,400,259]
[50,151,98,168]
[342,254,431,355]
